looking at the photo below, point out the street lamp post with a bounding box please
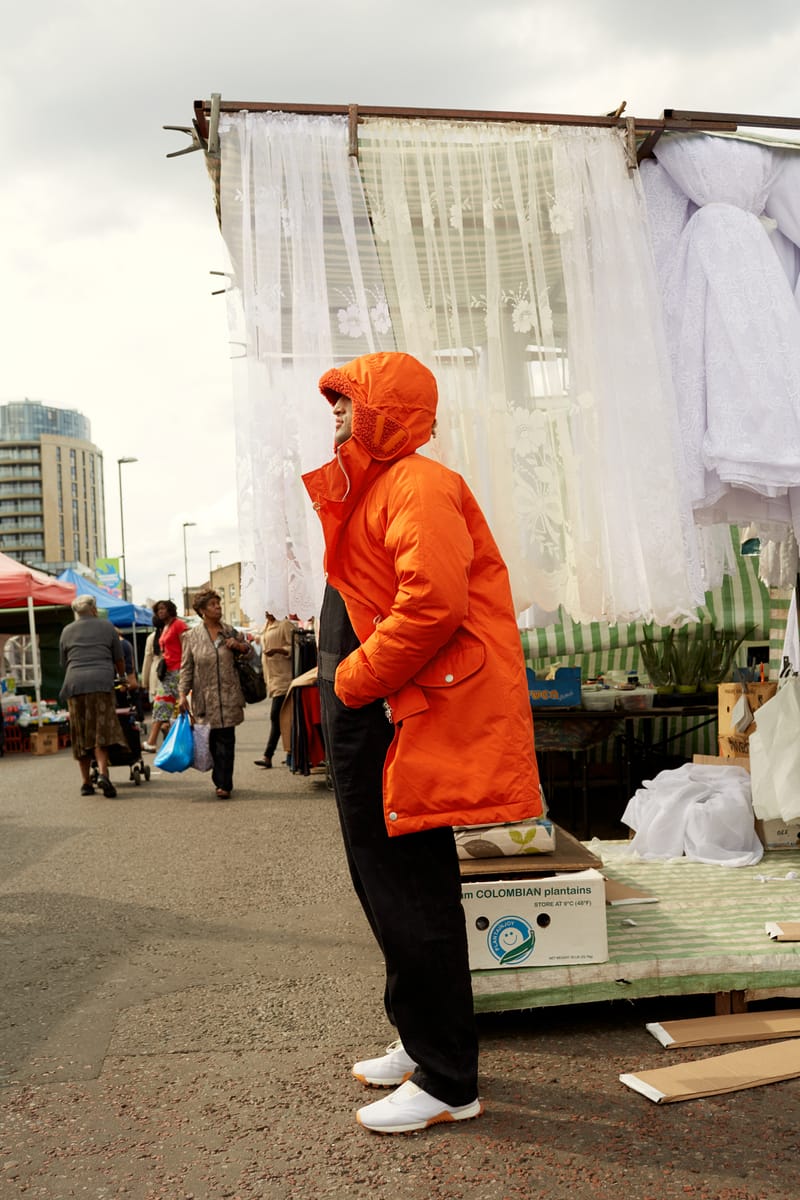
[117,457,138,603]
[167,572,176,602]
[208,549,220,581]
[182,522,196,616]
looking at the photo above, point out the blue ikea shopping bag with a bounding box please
[153,711,194,773]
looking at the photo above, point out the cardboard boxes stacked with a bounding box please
[712,682,800,850]
[717,681,777,759]
[459,828,609,970]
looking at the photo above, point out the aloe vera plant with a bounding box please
[669,627,709,690]
[650,624,757,690]
[639,628,674,688]
[704,625,756,685]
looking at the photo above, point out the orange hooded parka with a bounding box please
[302,352,541,836]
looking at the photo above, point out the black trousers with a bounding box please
[319,585,478,1106]
[263,694,285,760]
[209,726,236,792]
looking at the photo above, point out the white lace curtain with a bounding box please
[219,112,396,620]
[220,112,705,624]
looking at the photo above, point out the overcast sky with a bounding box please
[2,0,799,609]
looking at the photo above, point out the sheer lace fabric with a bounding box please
[358,119,703,623]
[218,112,705,624]
[219,112,396,619]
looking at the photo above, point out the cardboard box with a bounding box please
[693,754,750,771]
[461,867,608,970]
[718,733,754,759]
[754,818,800,849]
[717,682,777,739]
[30,727,59,755]
[526,666,582,708]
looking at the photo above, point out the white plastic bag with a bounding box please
[749,678,800,822]
[192,722,213,772]
[684,775,763,867]
[622,763,762,866]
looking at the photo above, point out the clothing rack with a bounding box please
[289,629,322,777]
[291,627,317,679]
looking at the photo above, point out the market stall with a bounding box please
[178,97,800,1014]
[465,844,800,1015]
[183,97,800,633]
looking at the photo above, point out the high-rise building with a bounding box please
[0,399,107,571]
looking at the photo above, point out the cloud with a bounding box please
[3,0,800,606]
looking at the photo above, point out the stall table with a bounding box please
[465,842,800,1015]
[531,704,718,837]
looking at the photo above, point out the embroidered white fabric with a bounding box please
[218,112,396,619]
[358,118,703,623]
[218,112,707,624]
[221,116,800,621]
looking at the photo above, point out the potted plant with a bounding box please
[668,627,708,694]
[639,628,674,693]
[701,626,755,691]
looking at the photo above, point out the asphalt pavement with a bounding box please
[1,708,798,1199]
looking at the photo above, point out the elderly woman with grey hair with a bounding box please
[59,594,127,798]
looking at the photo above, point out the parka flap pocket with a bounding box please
[387,681,429,723]
[414,630,485,689]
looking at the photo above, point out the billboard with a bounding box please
[95,557,122,597]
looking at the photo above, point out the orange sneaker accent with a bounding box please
[353,1068,414,1088]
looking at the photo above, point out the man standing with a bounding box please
[254,610,294,768]
[303,351,540,1134]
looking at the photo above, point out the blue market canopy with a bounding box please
[56,570,152,628]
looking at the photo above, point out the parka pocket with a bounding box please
[413,628,485,688]
[386,681,429,723]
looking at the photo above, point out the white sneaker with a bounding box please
[142,743,158,753]
[356,1080,483,1134]
[352,1038,417,1087]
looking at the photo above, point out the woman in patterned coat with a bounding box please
[178,588,249,798]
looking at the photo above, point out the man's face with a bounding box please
[332,395,353,446]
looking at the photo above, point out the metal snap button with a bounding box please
[389,811,398,821]
[445,673,454,683]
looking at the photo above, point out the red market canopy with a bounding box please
[0,552,77,608]
[0,553,77,711]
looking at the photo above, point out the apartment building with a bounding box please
[0,399,107,570]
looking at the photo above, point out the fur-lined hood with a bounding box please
[318,351,437,461]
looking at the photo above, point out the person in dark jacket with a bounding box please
[59,594,127,798]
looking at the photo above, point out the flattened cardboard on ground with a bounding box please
[765,921,800,941]
[620,1038,800,1103]
[646,1009,800,1048]
[603,878,659,906]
